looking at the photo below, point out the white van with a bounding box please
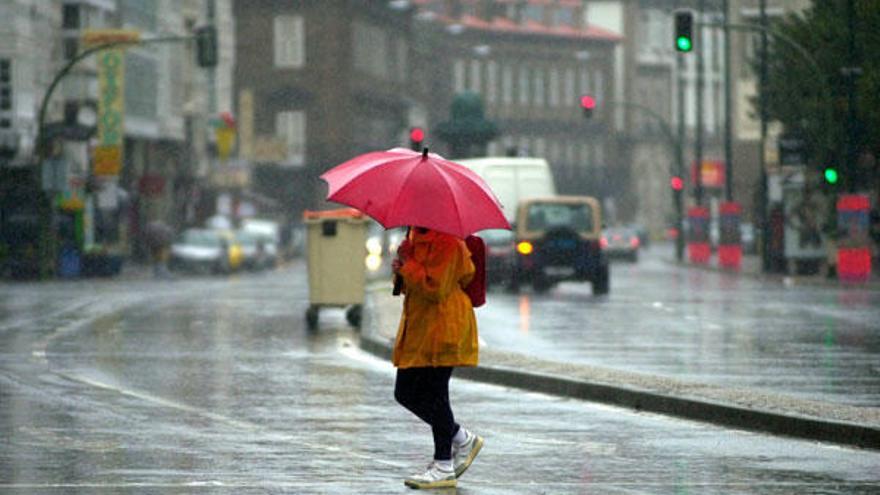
[456,157,557,222]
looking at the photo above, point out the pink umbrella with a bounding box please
[320,148,509,238]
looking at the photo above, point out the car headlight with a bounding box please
[366,237,383,256]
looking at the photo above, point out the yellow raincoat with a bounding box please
[392,229,478,368]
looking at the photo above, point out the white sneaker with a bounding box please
[452,430,484,478]
[404,462,457,489]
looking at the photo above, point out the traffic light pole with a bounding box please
[694,0,705,208]
[676,54,687,263]
[722,0,733,202]
[35,33,206,279]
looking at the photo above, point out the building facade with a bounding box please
[414,0,622,206]
[233,0,416,220]
[0,0,235,275]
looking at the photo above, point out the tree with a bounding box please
[758,0,879,191]
[435,92,498,158]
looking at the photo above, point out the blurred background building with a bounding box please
[1,0,873,278]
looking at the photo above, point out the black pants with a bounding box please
[394,367,461,461]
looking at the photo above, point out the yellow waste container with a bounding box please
[303,208,368,329]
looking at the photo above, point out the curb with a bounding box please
[360,285,880,451]
[666,256,880,289]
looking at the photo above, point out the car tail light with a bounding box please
[600,237,608,249]
[631,237,640,248]
[516,241,534,255]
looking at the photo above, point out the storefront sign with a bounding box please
[691,160,726,189]
[87,41,126,176]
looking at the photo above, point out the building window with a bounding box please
[453,59,465,93]
[469,59,481,93]
[120,0,157,32]
[533,68,544,107]
[62,4,80,29]
[486,60,498,104]
[64,38,79,61]
[524,5,543,23]
[276,110,306,167]
[593,71,604,102]
[579,68,590,95]
[535,137,546,158]
[518,66,530,105]
[548,68,560,107]
[564,68,575,107]
[274,15,305,69]
[396,38,408,82]
[0,59,11,114]
[353,21,388,79]
[501,63,513,104]
[555,7,574,26]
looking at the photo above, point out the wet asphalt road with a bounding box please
[1,260,879,494]
[478,245,880,407]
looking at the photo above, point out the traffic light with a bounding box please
[670,176,684,191]
[195,25,218,68]
[674,11,694,53]
[824,166,839,185]
[409,127,425,151]
[580,95,596,119]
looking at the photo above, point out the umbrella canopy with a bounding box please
[320,148,509,238]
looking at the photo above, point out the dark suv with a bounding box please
[510,196,609,295]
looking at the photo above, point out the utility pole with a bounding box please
[758,0,770,272]
[677,53,687,262]
[845,0,859,193]
[723,0,733,201]
[694,0,705,207]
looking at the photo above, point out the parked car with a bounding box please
[741,222,757,254]
[476,228,515,286]
[601,227,641,262]
[214,230,244,271]
[241,219,281,264]
[170,229,232,274]
[511,196,609,295]
[235,230,272,270]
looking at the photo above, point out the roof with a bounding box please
[412,1,622,42]
[450,14,621,42]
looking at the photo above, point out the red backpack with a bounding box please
[463,235,486,308]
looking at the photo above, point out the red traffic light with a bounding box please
[409,127,425,143]
[670,176,684,191]
[579,95,596,110]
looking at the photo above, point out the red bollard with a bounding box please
[718,202,742,270]
[836,195,872,283]
[687,206,711,264]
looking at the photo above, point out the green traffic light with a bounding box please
[824,167,839,184]
[676,37,692,52]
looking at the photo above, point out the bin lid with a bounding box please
[303,208,366,221]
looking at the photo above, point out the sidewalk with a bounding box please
[674,251,880,289]
[360,282,880,451]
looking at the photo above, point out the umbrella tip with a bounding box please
[422,147,429,158]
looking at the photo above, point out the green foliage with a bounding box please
[757,0,879,180]
[436,92,498,158]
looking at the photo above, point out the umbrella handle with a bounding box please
[392,274,403,296]
[392,226,412,297]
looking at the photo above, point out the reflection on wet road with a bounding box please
[478,246,880,406]
[0,262,878,493]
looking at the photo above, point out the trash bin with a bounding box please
[303,208,368,329]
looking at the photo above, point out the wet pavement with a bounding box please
[474,245,880,407]
[1,262,880,493]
